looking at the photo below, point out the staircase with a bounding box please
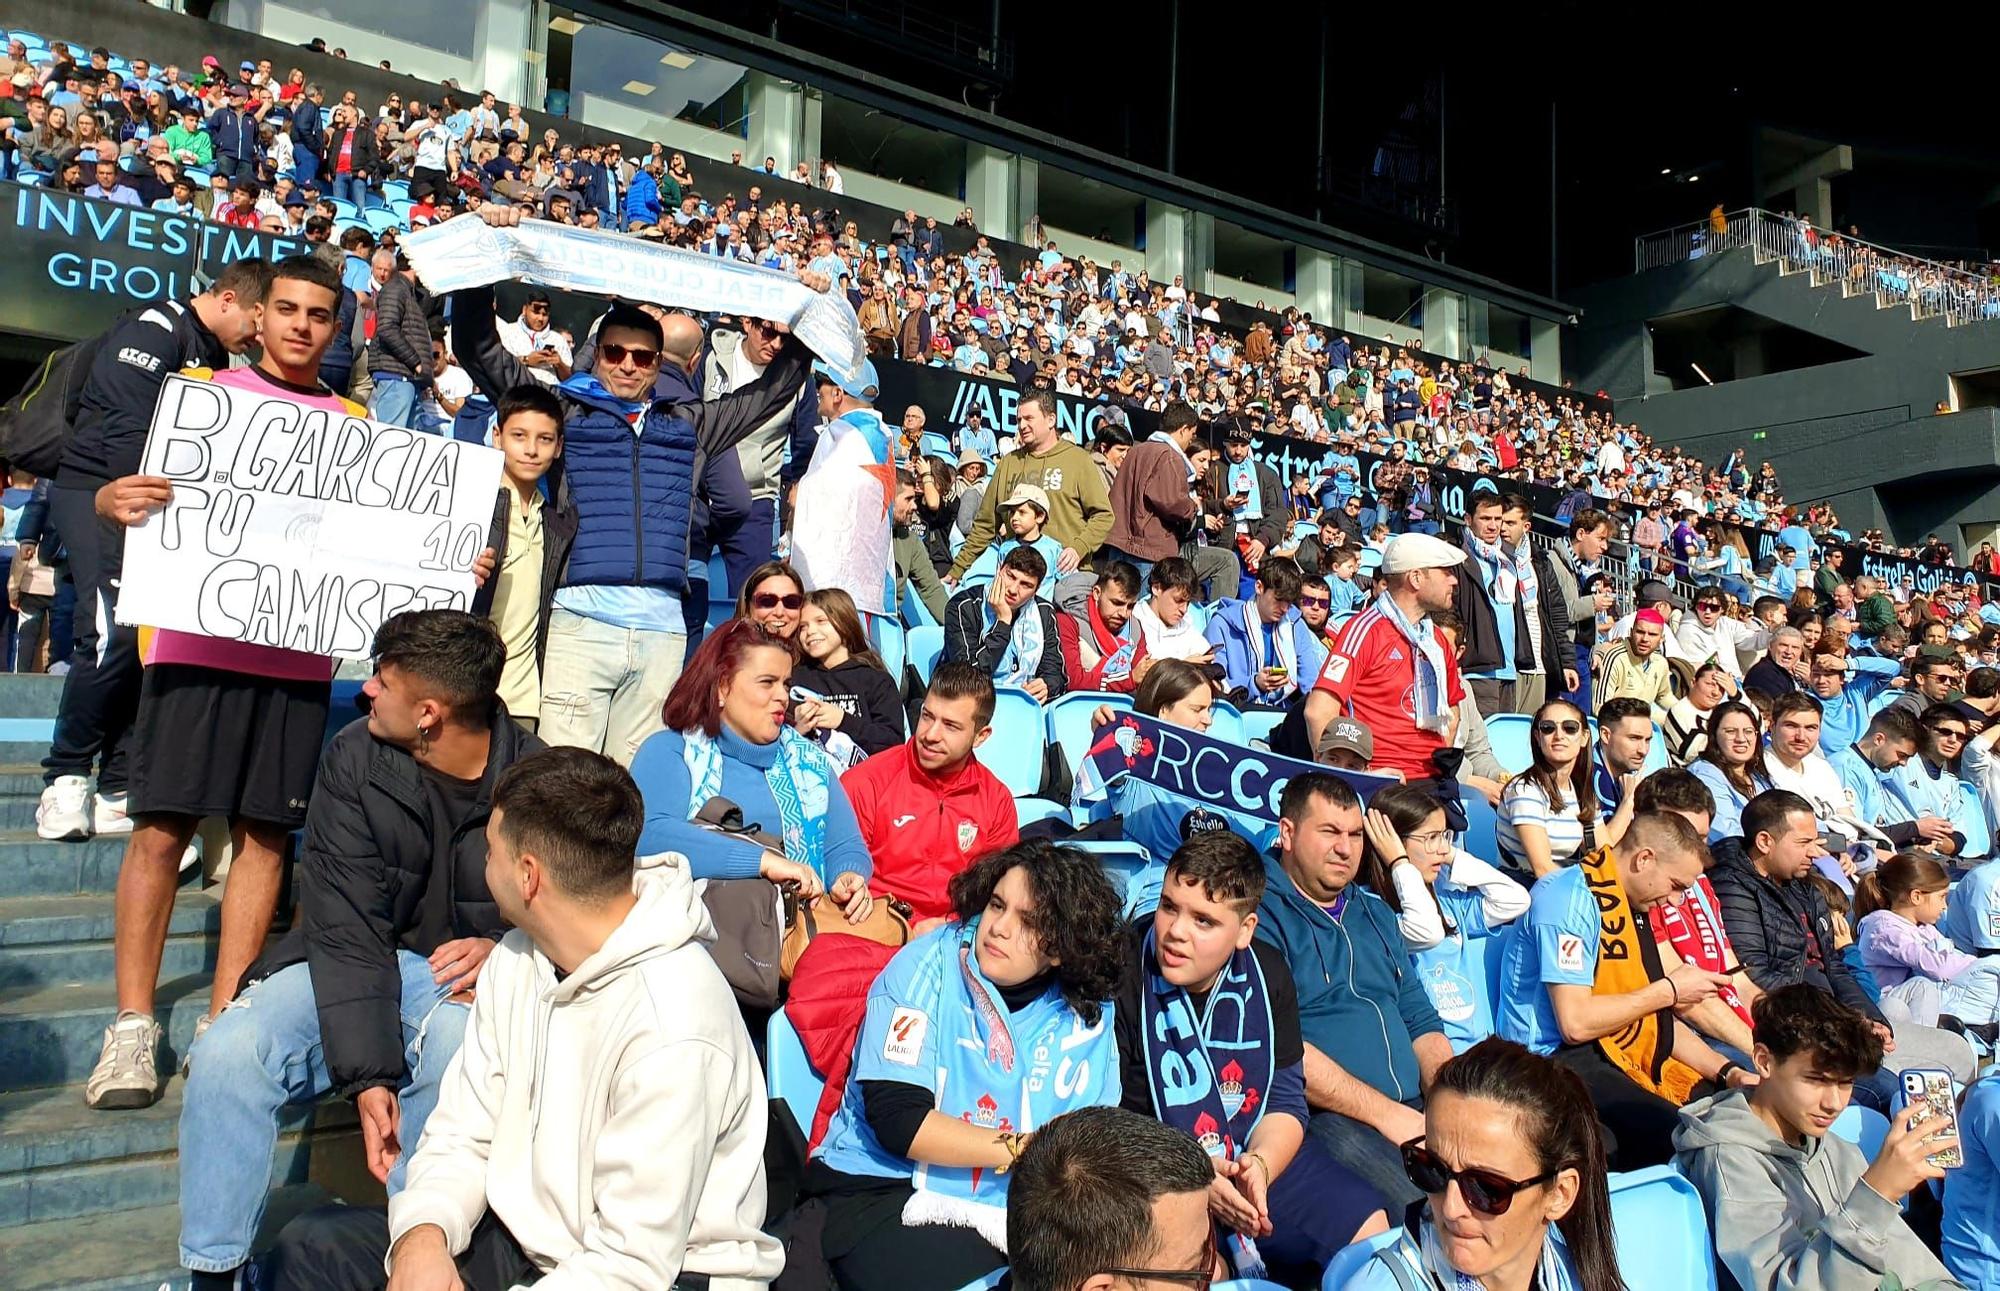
[0,674,371,1291]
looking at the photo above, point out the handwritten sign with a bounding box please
[116,374,506,658]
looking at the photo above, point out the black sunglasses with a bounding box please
[1100,1224,1215,1290]
[1534,719,1583,736]
[1403,1140,1557,1217]
[753,592,804,611]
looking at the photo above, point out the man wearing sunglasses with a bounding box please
[1498,811,1749,1170]
[450,203,823,763]
[1005,1106,1219,1291]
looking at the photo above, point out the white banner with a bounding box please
[793,409,896,617]
[400,216,866,380]
[116,374,507,659]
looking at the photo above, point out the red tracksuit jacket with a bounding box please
[840,741,1019,922]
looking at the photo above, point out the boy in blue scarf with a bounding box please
[1114,830,1389,1284]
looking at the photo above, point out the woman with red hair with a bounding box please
[630,619,875,919]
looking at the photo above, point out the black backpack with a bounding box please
[0,331,111,477]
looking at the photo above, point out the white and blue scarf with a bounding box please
[1241,600,1299,699]
[1511,539,1540,610]
[1228,459,1264,526]
[1376,592,1453,732]
[1140,927,1274,1278]
[1469,535,1519,609]
[681,726,835,879]
[903,921,1120,1251]
[984,599,1046,689]
[1371,1213,1582,1291]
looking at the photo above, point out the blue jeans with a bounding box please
[369,375,419,429]
[177,953,470,1272]
[331,172,368,209]
[1308,1105,1425,1211]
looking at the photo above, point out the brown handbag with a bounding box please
[780,884,914,978]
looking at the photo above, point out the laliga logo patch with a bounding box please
[1556,934,1586,973]
[882,1007,927,1066]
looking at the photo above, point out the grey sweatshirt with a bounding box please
[1672,1088,1965,1291]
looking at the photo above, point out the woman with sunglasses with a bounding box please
[1498,700,1602,879]
[630,618,874,916]
[810,843,1125,1291]
[790,588,905,763]
[1351,1038,1624,1291]
[736,560,805,649]
[1690,700,1773,841]
[1362,785,1530,1052]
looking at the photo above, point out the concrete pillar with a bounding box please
[1295,248,1340,324]
[1421,287,1465,360]
[1015,156,1039,246]
[1339,259,1366,333]
[966,144,1017,238]
[1189,210,1214,294]
[1530,318,1562,386]
[1144,201,1189,283]
[746,71,813,176]
[470,0,535,105]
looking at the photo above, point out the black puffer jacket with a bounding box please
[1707,837,1885,1025]
[249,706,543,1098]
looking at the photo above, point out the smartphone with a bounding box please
[1895,1069,1964,1168]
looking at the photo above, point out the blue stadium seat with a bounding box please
[908,625,943,685]
[1208,699,1244,745]
[765,1010,825,1139]
[1458,788,1501,867]
[183,166,211,186]
[329,197,359,221]
[1321,1229,1402,1289]
[380,179,411,203]
[1608,1165,1718,1291]
[951,1272,1005,1291]
[390,197,417,221]
[17,171,44,187]
[873,615,905,683]
[1047,690,1129,780]
[901,578,939,629]
[1016,797,1070,829]
[918,431,953,461]
[1240,707,1285,747]
[362,207,406,235]
[1486,713,1533,775]
[1356,548,1382,578]
[1829,1103,1890,1159]
[1068,839,1152,913]
[984,686,1046,796]
[1215,1281,1292,1290]
[1958,781,1990,860]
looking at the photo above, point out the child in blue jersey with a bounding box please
[1362,784,1531,1052]
[991,482,1065,599]
[1324,546,1366,616]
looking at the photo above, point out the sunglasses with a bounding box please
[599,342,661,370]
[1297,595,1331,609]
[1100,1224,1215,1290]
[1535,719,1583,736]
[753,592,805,611]
[1403,1140,1557,1217]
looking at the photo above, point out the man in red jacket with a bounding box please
[841,663,1018,927]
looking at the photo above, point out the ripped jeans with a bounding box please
[176,952,471,1272]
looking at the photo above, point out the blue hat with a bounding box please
[811,357,879,402]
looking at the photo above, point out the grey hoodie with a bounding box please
[1672,1088,1964,1291]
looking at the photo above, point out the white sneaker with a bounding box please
[92,791,135,835]
[84,1010,163,1110]
[36,775,92,840]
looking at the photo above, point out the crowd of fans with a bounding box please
[8,21,2000,1291]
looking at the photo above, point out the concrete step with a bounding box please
[0,891,220,950]
[0,831,184,901]
[0,764,48,798]
[0,1182,340,1291]
[0,930,216,994]
[0,795,52,830]
[0,974,210,1093]
[0,1081,362,1228]
[0,676,63,719]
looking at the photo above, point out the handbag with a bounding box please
[691,797,912,1008]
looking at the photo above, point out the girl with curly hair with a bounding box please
[810,840,1128,1290]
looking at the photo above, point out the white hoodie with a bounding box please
[387,854,783,1290]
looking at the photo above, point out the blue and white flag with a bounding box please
[401,215,866,379]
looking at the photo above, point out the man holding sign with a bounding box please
[441,204,828,763]
[85,256,374,1111]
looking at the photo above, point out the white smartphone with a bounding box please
[1895,1069,1964,1169]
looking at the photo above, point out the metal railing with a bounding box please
[1634,209,2000,329]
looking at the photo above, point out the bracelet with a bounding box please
[1240,1151,1271,1185]
[1716,1060,1741,1083]
[1667,976,1681,1005]
[995,1131,1028,1175]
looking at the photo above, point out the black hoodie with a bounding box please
[789,656,906,758]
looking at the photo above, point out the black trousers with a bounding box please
[261,1205,716,1291]
[817,1177,1005,1291]
[1554,1042,1714,1173]
[43,484,143,794]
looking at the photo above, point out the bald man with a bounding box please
[645,310,753,650]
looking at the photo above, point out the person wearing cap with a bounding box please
[152,170,201,217]
[1205,555,1324,707]
[80,151,139,205]
[1315,714,1375,772]
[1602,609,1676,722]
[205,83,257,180]
[1209,420,1286,577]
[1306,533,1467,783]
[947,386,1114,588]
[1103,402,1201,585]
[497,290,572,389]
[975,480,1065,599]
[449,203,824,760]
[1607,577,1691,662]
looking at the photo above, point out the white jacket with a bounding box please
[388,855,783,1290]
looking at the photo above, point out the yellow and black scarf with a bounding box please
[1578,846,1702,1105]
